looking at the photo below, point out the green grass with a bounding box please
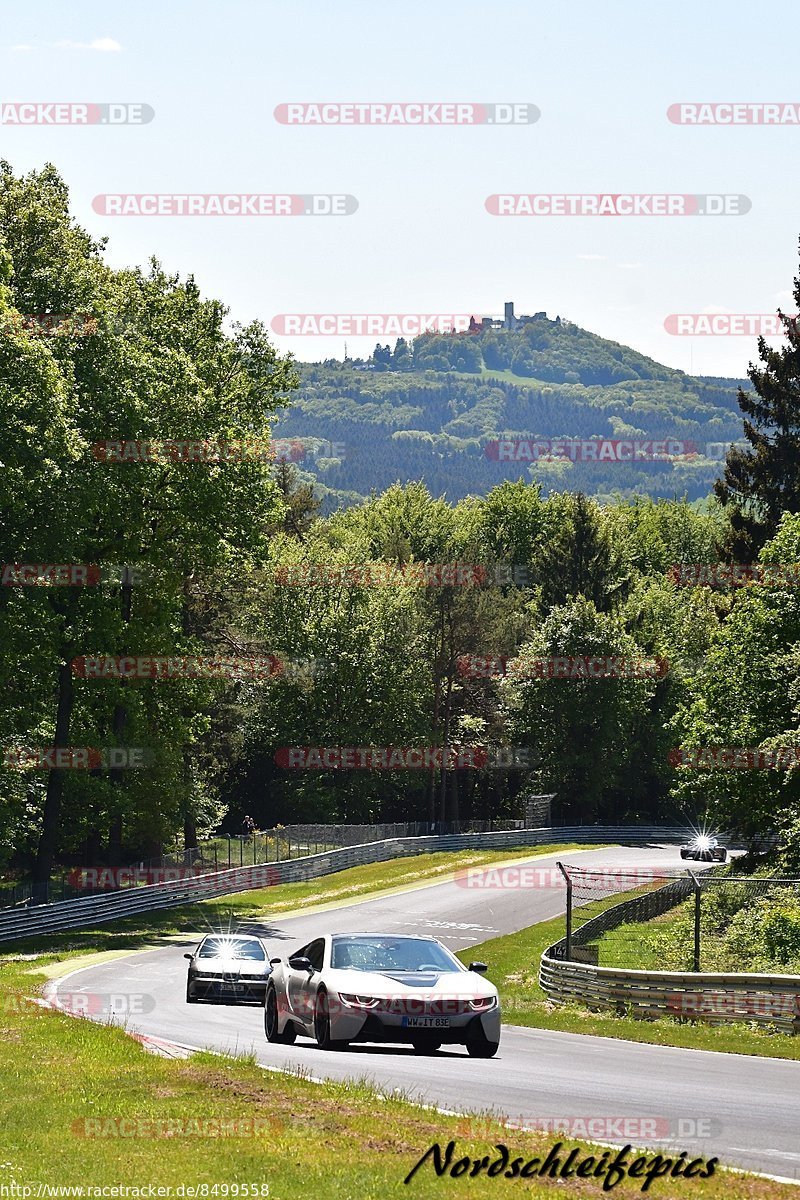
[458,912,800,1060]
[5,844,594,958]
[0,954,787,1198]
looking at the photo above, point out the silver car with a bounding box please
[184,934,272,1004]
[264,932,501,1057]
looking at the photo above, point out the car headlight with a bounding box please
[469,995,497,1012]
[338,993,381,1008]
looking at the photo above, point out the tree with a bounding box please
[501,596,657,821]
[536,492,631,612]
[0,163,297,893]
[715,242,800,556]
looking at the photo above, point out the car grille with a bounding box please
[374,997,473,1016]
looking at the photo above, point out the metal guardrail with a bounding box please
[0,824,688,944]
[539,955,800,1034]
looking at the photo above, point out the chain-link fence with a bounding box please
[559,863,800,974]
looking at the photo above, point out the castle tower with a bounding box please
[504,301,515,329]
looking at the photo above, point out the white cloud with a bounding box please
[577,253,606,261]
[618,262,643,270]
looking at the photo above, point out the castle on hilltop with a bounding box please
[466,301,559,334]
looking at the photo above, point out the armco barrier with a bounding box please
[539,955,800,1034]
[0,825,687,944]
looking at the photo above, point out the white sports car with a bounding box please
[264,932,501,1057]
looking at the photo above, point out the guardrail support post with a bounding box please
[688,870,701,971]
[557,862,572,960]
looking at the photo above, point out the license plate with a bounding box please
[220,982,243,992]
[402,1016,450,1029]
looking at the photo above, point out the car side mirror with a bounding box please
[469,962,488,974]
[269,957,282,966]
[183,953,193,961]
[288,955,313,972]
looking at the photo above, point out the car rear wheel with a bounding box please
[265,986,296,1044]
[466,1027,499,1058]
[314,989,348,1051]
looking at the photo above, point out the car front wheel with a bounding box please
[314,989,348,1051]
[186,978,198,1004]
[466,1027,499,1058]
[411,1037,441,1055]
[265,986,296,1044]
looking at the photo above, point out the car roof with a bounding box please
[330,932,439,941]
[199,933,264,942]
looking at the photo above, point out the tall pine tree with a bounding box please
[716,241,800,556]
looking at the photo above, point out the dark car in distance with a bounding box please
[184,934,272,1004]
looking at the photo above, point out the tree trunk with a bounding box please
[106,569,133,866]
[32,660,74,902]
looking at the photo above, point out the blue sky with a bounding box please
[2,0,799,377]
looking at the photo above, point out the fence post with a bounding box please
[557,862,572,961]
[688,870,701,972]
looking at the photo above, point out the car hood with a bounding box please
[325,968,496,997]
[195,956,271,972]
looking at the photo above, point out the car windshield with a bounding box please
[197,937,266,960]
[331,936,460,973]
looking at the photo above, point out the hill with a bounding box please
[272,316,750,508]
